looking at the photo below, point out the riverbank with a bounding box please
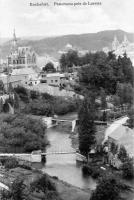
[50,176,92,200]
[0,165,91,200]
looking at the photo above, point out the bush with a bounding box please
[4,157,19,169]
[92,168,101,179]
[122,159,134,179]
[82,165,93,176]
[0,114,47,153]
[24,100,53,116]
[30,174,56,194]
[54,98,77,115]
[90,175,121,200]
[82,165,102,179]
[18,164,32,170]
[30,90,40,100]
[41,92,54,101]
[14,86,29,103]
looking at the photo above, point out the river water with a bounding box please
[42,114,96,190]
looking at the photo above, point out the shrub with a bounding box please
[90,175,121,200]
[122,159,134,179]
[54,98,77,115]
[30,90,40,100]
[4,157,19,169]
[30,174,56,194]
[24,100,53,116]
[82,165,102,179]
[14,86,29,103]
[82,165,93,176]
[41,92,54,101]
[0,114,47,153]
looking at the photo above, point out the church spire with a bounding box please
[13,28,17,42]
[112,35,119,51]
[122,35,129,47]
[11,28,17,51]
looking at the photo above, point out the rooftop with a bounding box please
[105,117,134,158]
[11,68,37,76]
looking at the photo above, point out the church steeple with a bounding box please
[12,29,17,51]
[13,29,17,41]
[122,35,129,47]
[112,35,119,51]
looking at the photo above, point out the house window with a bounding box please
[51,80,53,83]
[55,80,58,82]
[41,80,47,83]
[25,82,27,84]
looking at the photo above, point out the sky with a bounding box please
[0,0,134,38]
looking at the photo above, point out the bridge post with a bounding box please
[72,120,76,132]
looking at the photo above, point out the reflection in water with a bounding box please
[42,127,96,190]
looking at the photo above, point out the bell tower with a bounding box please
[122,35,129,48]
[11,29,17,52]
[112,35,119,51]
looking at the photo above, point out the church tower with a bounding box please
[11,29,17,52]
[122,35,129,48]
[112,35,119,51]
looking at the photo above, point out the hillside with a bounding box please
[1,29,134,59]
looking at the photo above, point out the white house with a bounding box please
[103,117,134,168]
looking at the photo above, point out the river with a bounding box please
[41,112,96,190]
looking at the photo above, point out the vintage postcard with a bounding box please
[0,0,134,199]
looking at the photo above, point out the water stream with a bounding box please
[42,119,96,190]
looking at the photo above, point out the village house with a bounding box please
[40,72,67,87]
[103,119,134,169]
[0,73,22,90]
[0,67,40,91]
[11,68,40,86]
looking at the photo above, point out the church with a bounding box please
[103,35,134,65]
[7,30,37,69]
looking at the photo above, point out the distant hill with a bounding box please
[1,29,134,59]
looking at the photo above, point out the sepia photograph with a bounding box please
[0,0,134,199]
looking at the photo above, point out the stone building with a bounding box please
[103,35,134,65]
[7,30,37,69]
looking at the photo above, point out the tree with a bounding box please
[14,92,19,109]
[77,51,134,96]
[14,86,29,103]
[42,62,56,73]
[24,99,53,116]
[10,178,26,200]
[30,174,56,194]
[90,176,121,200]
[30,174,60,200]
[118,53,134,85]
[0,80,4,94]
[118,146,128,163]
[100,88,107,109]
[110,142,118,155]
[30,90,40,100]
[1,178,27,200]
[60,54,67,72]
[127,107,134,129]
[1,190,12,200]
[59,50,79,72]
[122,158,134,179]
[4,157,18,169]
[0,114,47,153]
[78,96,96,156]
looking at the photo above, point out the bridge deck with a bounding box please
[41,151,76,155]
